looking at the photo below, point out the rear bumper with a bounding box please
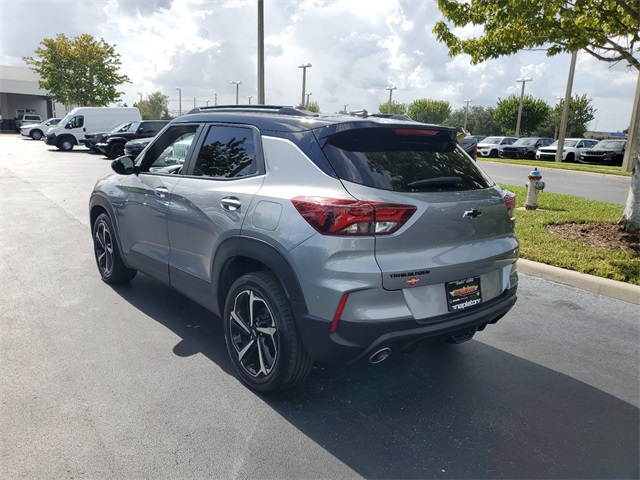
[295,285,517,364]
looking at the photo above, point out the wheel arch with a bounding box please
[57,134,78,147]
[213,237,307,319]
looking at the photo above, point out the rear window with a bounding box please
[321,127,493,192]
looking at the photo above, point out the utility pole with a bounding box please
[257,0,265,104]
[175,87,182,116]
[231,81,242,105]
[386,86,397,114]
[463,99,472,130]
[515,77,532,137]
[298,63,312,107]
[247,95,252,105]
[305,92,312,107]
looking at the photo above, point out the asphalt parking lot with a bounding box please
[1,134,638,479]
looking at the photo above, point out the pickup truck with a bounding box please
[96,120,169,158]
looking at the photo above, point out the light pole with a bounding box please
[463,99,472,131]
[247,95,252,105]
[137,92,143,103]
[214,93,218,106]
[193,97,196,108]
[386,86,397,114]
[342,103,348,113]
[206,100,210,106]
[257,0,265,104]
[298,63,312,107]
[515,77,532,137]
[175,88,182,115]
[231,81,242,105]
[554,96,563,139]
[305,92,312,107]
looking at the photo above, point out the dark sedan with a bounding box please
[578,139,626,166]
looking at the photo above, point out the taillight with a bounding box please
[503,190,517,218]
[291,196,416,236]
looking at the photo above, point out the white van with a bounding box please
[45,107,141,151]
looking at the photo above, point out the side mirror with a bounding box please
[111,155,135,175]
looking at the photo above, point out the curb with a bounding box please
[517,259,640,305]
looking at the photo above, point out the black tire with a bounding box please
[490,148,498,157]
[525,151,535,159]
[92,213,137,284]
[109,143,125,159]
[565,153,575,163]
[30,130,43,140]
[58,138,74,151]
[223,271,313,393]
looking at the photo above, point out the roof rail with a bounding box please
[186,105,319,117]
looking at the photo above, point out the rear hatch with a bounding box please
[315,123,518,290]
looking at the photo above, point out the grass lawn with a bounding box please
[483,158,632,177]
[500,184,639,285]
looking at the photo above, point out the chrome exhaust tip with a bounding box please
[369,347,392,364]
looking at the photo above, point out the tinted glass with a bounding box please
[321,127,492,192]
[143,124,199,174]
[193,125,256,178]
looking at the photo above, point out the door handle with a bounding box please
[155,186,169,199]
[221,197,241,211]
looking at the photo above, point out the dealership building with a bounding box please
[0,65,68,131]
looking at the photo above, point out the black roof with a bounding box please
[173,105,455,135]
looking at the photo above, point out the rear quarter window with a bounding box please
[320,127,493,192]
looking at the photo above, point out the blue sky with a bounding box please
[1,0,635,132]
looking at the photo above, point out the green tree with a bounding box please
[135,91,171,120]
[378,101,407,115]
[306,101,321,113]
[494,95,551,136]
[538,94,596,138]
[433,0,639,231]
[444,105,503,135]
[24,33,130,107]
[407,99,451,124]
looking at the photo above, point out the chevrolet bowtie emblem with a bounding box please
[463,208,483,219]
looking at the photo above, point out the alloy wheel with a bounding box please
[229,289,278,378]
[94,220,114,277]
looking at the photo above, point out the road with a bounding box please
[1,134,638,479]
[477,160,630,205]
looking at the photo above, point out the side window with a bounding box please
[67,116,84,129]
[143,124,199,175]
[192,125,256,178]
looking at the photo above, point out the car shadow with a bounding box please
[111,274,639,479]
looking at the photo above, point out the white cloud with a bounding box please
[0,0,635,129]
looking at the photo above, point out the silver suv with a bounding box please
[90,106,519,392]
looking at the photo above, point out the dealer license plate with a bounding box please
[446,276,482,312]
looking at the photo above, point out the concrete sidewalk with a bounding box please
[518,259,640,305]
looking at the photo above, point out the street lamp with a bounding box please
[342,103,348,113]
[175,87,182,116]
[554,96,563,139]
[515,77,532,137]
[386,86,397,114]
[137,92,143,103]
[231,81,242,105]
[214,93,218,106]
[298,63,312,107]
[247,95,252,105]
[305,92,312,107]
[463,99,472,131]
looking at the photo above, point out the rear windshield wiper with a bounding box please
[407,176,463,188]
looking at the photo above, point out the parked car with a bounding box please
[578,139,626,166]
[477,136,518,157]
[500,137,554,159]
[89,105,519,393]
[84,122,135,152]
[46,107,142,151]
[96,120,169,159]
[19,118,60,140]
[14,113,42,132]
[468,135,487,143]
[123,137,153,159]
[536,138,599,162]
